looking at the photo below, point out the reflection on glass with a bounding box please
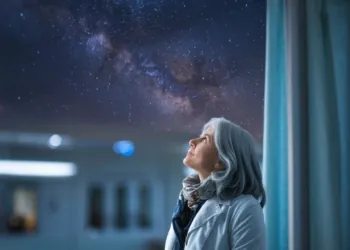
[87,186,104,230]
[115,184,127,229]
[1,1,266,138]
[138,184,151,229]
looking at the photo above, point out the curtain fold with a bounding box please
[264,0,350,249]
[262,0,288,249]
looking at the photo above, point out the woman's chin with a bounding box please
[183,157,194,169]
[183,157,190,166]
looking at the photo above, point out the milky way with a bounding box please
[0,0,266,139]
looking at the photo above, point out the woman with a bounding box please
[165,117,266,250]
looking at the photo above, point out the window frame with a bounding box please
[83,174,164,237]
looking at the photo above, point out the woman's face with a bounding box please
[183,127,222,180]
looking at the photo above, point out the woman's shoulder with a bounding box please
[216,194,260,207]
[230,194,260,208]
[217,195,263,218]
[215,195,265,234]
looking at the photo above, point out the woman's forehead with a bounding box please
[201,126,214,136]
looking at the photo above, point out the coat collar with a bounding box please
[183,196,228,249]
[187,195,227,234]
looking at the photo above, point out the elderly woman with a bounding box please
[165,117,266,250]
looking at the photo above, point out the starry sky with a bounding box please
[0,0,266,140]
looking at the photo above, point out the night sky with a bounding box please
[0,0,266,140]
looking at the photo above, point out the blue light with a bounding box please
[113,140,135,156]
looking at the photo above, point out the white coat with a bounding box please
[165,195,266,250]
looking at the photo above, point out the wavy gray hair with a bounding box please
[184,117,266,208]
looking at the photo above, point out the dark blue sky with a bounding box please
[0,0,266,139]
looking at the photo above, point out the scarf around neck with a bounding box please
[180,174,216,209]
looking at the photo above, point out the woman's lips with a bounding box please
[187,150,195,156]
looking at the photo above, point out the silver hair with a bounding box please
[200,117,266,207]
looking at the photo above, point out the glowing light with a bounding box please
[113,140,135,156]
[0,160,77,177]
[48,134,62,148]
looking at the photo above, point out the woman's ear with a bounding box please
[214,162,224,171]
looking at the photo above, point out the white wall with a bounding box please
[0,141,185,250]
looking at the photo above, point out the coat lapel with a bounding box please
[185,197,224,249]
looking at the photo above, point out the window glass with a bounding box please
[87,185,104,230]
[137,183,151,229]
[0,0,266,243]
[0,0,266,139]
[114,184,128,229]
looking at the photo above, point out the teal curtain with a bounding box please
[263,0,350,249]
[262,0,288,249]
[307,1,350,249]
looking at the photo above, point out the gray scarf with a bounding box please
[180,174,216,209]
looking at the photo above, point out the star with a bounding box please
[0,0,266,139]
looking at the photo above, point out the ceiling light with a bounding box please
[113,140,135,156]
[0,160,77,177]
[48,134,62,148]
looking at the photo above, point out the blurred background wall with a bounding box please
[0,123,195,250]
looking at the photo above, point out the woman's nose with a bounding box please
[189,139,195,148]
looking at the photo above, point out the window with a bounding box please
[87,185,104,230]
[3,2,266,248]
[1,1,266,141]
[0,183,38,235]
[85,180,159,233]
[137,183,151,229]
[114,184,128,229]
